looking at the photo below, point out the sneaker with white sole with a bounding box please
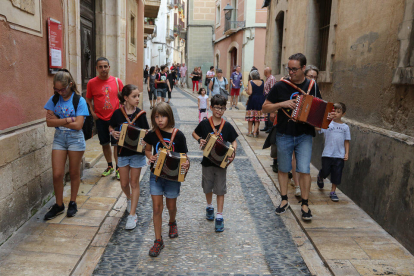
[125,214,138,230]
[294,186,301,197]
[330,192,339,202]
[126,199,131,213]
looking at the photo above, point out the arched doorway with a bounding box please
[230,47,237,74]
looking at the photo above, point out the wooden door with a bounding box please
[230,48,237,73]
[80,0,96,95]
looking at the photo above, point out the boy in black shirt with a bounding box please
[263,53,332,221]
[192,95,238,232]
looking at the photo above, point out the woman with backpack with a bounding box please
[208,68,229,98]
[43,69,89,220]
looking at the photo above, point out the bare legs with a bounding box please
[152,196,177,240]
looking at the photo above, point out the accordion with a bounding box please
[202,133,234,168]
[291,95,334,129]
[152,148,188,182]
[118,123,147,153]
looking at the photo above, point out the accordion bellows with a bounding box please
[152,148,188,182]
[118,123,147,153]
[292,95,334,129]
[202,133,234,168]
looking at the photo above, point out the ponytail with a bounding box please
[53,69,80,95]
[118,84,139,104]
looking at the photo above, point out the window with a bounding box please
[130,13,136,46]
[216,54,220,69]
[274,11,284,75]
[216,4,221,26]
[318,0,332,71]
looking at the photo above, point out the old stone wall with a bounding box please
[266,0,414,253]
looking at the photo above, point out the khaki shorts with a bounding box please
[202,165,227,195]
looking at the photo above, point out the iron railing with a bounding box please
[224,20,245,33]
[166,29,175,40]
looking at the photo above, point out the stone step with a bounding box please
[84,135,104,169]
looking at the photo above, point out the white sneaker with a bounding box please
[295,186,301,197]
[125,214,137,230]
[126,199,131,213]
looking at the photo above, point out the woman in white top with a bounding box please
[198,88,209,122]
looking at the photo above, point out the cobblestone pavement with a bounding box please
[93,88,310,276]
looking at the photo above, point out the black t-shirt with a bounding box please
[143,129,188,156]
[191,71,200,81]
[157,72,168,89]
[194,119,239,167]
[167,71,177,82]
[109,108,150,156]
[266,78,322,137]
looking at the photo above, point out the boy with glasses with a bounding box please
[192,95,238,232]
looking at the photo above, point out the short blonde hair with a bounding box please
[151,102,175,130]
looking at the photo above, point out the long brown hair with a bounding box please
[150,102,175,130]
[53,69,80,95]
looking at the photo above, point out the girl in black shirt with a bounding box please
[143,102,189,257]
[109,84,150,230]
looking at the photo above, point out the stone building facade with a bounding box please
[265,0,414,253]
[185,0,215,87]
[213,0,267,90]
[0,0,151,245]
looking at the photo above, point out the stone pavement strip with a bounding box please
[179,87,414,276]
[92,87,322,275]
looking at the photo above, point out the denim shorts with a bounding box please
[117,154,147,168]
[157,88,167,98]
[276,132,313,174]
[149,172,181,198]
[53,129,86,151]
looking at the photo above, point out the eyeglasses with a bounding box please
[213,106,226,112]
[306,75,318,80]
[53,85,69,93]
[285,67,301,73]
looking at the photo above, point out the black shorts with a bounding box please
[319,157,344,185]
[96,118,117,146]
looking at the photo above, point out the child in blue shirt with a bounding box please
[317,102,351,202]
[43,69,89,220]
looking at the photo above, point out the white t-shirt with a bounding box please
[319,121,351,158]
[198,95,208,109]
[206,70,215,78]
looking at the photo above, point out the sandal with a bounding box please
[300,199,312,221]
[246,133,253,137]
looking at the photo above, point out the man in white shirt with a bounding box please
[179,63,187,88]
[205,66,215,96]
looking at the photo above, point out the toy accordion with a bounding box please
[118,124,147,153]
[281,79,333,129]
[291,95,334,129]
[152,148,188,182]
[202,133,234,168]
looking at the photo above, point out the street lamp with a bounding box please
[224,4,234,20]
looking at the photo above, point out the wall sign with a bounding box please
[48,18,63,73]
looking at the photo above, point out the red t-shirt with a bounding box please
[86,76,124,121]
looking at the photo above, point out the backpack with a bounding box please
[52,93,94,141]
[212,77,229,99]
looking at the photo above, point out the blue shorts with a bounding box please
[157,88,167,98]
[117,154,147,168]
[52,129,86,151]
[276,132,313,174]
[149,172,181,198]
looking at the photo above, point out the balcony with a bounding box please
[224,20,245,36]
[166,29,175,41]
[144,0,161,18]
[144,21,156,35]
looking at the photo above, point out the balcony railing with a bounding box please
[166,29,175,41]
[224,20,245,35]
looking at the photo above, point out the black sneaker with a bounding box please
[67,201,78,217]
[317,173,324,189]
[301,208,313,221]
[44,203,65,220]
[149,239,164,257]
[275,202,289,215]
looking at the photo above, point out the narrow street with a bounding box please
[92,87,310,275]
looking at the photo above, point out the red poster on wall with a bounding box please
[48,18,63,70]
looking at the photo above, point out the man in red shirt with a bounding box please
[86,57,124,179]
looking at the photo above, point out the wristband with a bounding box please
[197,138,201,144]
[71,117,75,122]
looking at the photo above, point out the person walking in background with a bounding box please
[166,66,177,104]
[197,88,209,121]
[261,67,277,133]
[245,70,266,138]
[144,65,149,84]
[209,69,229,98]
[147,66,157,109]
[86,57,123,180]
[155,65,171,103]
[191,67,200,92]
[44,70,89,220]
[205,66,215,96]
[230,65,242,110]
[180,63,187,88]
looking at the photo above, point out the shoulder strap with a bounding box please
[72,93,81,113]
[306,79,315,95]
[115,77,119,93]
[120,107,146,125]
[155,128,179,150]
[52,94,60,106]
[212,77,216,87]
[280,79,306,95]
[208,117,225,137]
